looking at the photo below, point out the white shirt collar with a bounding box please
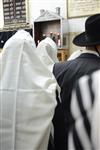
[82,50,99,56]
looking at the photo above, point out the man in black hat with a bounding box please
[53,13,100,150]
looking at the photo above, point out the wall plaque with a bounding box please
[3,0,26,24]
[67,0,100,18]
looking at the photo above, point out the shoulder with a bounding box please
[53,60,71,78]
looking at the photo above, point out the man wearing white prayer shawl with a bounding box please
[53,14,100,150]
[36,38,66,150]
[68,69,100,150]
[0,30,57,150]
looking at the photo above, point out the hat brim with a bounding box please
[73,32,100,46]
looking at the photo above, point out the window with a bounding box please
[3,0,26,25]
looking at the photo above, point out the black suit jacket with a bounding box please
[53,53,100,150]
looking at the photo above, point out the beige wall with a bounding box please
[0,49,2,52]
[68,32,85,56]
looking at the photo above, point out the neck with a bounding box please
[95,46,100,56]
[86,46,96,51]
[86,46,100,56]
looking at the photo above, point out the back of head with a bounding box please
[42,37,58,56]
[36,37,59,72]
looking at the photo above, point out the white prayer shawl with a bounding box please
[36,37,59,72]
[0,30,57,150]
[91,70,100,149]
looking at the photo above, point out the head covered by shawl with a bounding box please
[0,30,57,150]
[35,37,59,72]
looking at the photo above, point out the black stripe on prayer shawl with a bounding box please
[88,75,94,104]
[87,75,95,150]
[75,82,91,139]
[73,126,84,150]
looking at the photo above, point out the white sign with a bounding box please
[67,0,100,18]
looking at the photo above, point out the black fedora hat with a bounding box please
[73,13,100,46]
